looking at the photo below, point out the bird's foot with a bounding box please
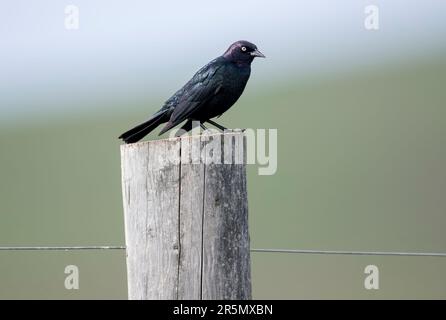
[224,128,246,133]
[206,119,227,131]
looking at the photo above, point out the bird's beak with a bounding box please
[251,49,266,58]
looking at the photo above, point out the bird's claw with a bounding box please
[224,128,246,133]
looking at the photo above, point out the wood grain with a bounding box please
[121,132,250,300]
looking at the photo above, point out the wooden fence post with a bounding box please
[120,132,251,300]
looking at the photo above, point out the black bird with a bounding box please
[119,40,265,143]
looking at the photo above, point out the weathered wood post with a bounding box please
[120,131,251,300]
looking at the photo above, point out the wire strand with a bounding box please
[0,246,446,257]
[250,248,446,257]
[0,246,125,251]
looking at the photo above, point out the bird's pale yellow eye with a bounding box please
[241,46,247,52]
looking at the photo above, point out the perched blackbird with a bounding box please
[119,40,265,143]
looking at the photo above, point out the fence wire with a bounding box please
[0,246,125,251]
[1,246,446,257]
[249,248,446,257]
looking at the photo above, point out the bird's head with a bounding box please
[223,40,265,65]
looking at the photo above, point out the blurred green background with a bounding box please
[1,1,446,299]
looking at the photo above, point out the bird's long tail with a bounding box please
[119,109,169,144]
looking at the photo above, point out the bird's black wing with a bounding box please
[168,58,225,126]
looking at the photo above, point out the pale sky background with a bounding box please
[1,0,445,124]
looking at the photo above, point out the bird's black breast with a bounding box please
[166,57,252,126]
[199,62,251,119]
